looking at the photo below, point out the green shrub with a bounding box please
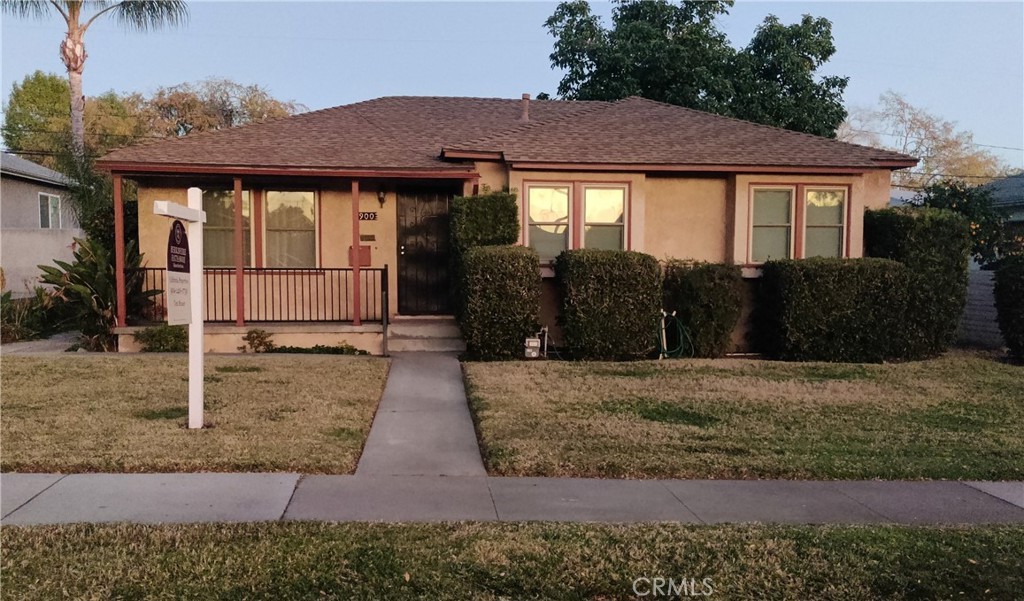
[994,255,1024,360]
[757,258,914,363]
[38,237,155,351]
[459,245,541,360]
[662,261,744,357]
[865,207,971,358]
[273,344,368,355]
[239,329,275,353]
[449,190,520,255]
[0,287,67,343]
[133,325,187,352]
[556,249,661,360]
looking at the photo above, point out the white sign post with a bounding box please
[154,188,206,429]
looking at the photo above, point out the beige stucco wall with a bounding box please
[137,187,187,268]
[1,177,83,297]
[474,160,509,191]
[643,176,730,262]
[117,323,383,354]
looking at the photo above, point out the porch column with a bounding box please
[351,179,362,326]
[113,174,127,327]
[233,177,245,326]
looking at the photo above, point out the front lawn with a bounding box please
[2,523,1021,600]
[464,351,1024,479]
[1,355,388,473]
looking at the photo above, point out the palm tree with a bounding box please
[1,1,188,154]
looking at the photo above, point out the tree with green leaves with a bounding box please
[0,0,188,154]
[909,180,1009,266]
[1,71,69,166]
[545,0,848,137]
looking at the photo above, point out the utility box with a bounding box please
[524,337,541,358]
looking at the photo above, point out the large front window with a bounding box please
[526,183,628,260]
[749,185,848,263]
[203,190,251,267]
[265,191,316,267]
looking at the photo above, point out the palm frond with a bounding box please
[112,0,187,31]
[0,0,53,19]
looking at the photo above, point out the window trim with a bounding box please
[523,180,632,263]
[746,183,852,265]
[580,184,629,251]
[261,189,321,268]
[39,192,61,229]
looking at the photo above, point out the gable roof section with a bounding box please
[981,173,1024,208]
[1,152,69,187]
[98,96,915,174]
[443,97,915,169]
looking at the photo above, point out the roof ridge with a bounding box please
[443,99,614,153]
[617,96,915,162]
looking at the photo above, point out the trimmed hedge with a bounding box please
[450,191,519,255]
[758,258,914,363]
[994,255,1024,360]
[133,325,187,352]
[460,245,541,360]
[865,207,971,358]
[556,249,661,360]
[662,261,744,357]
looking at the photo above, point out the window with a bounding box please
[39,193,61,229]
[527,186,570,261]
[804,188,846,258]
[265,191,316,267]
[583,187,625,250]
[749,185,849,263]
[202,190,251,267]
[751,188,793,262]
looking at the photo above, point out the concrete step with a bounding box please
[387,337,466,353]
[388,318,462,339]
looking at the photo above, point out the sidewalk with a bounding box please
[2,473,1022,525]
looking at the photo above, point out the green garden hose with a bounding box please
[657,312,694,359]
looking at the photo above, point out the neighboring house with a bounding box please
[97,95,916,353]
[1,152,82,298]
[984,173,1024,242]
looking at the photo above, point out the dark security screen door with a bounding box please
[397,190,453,314]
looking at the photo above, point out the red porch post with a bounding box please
[351,179,362,326]
[233,177,245,326]
[113,174,127,327]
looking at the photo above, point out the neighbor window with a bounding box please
[265,191,316,267]
[583,187,625,250]
[751,188,793,262]
[203,190,251,267]
[804,188,846,258]
[39,193,61,229]
[527,185,570,261]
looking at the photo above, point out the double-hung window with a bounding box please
[39,193,61,229]
[265,191,317,267]
[527,185,571,261]
[583,187,625,251]
[750,186,847,263]
[527,183,628,260]
[203,190,251,267]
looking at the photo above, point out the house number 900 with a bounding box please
[358,212,378,221]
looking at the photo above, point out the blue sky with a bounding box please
[2,1,1022,168]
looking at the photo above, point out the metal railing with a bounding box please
[133,266,388,324]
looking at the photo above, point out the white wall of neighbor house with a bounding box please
[1,177,82,297]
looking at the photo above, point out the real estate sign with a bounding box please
[166,219,192,325]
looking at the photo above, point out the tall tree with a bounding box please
[1,71,69,167]
[0,0,188,153]
[839,91,1012,189]
[545,0,849,137]
[145,78,303,138]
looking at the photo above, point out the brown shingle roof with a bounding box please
[99,95,915,173]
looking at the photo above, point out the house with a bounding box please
[1,152,82,298]
[97,95,916,353]
[984,173,1024,243]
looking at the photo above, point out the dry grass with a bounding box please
[2,522,1021,600]
[1,354,389,473]
[464,350,1024,480]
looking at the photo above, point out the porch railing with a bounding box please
[132,266,388,324]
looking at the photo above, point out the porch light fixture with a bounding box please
[377,190,387,207]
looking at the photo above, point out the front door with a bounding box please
[397,190,453,314]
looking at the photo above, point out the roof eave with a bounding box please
[506,161,903,174]
[96,161,479,180]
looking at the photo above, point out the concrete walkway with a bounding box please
[0,331,79,355]
[355,352,485,477]
[2,473,1022,525]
